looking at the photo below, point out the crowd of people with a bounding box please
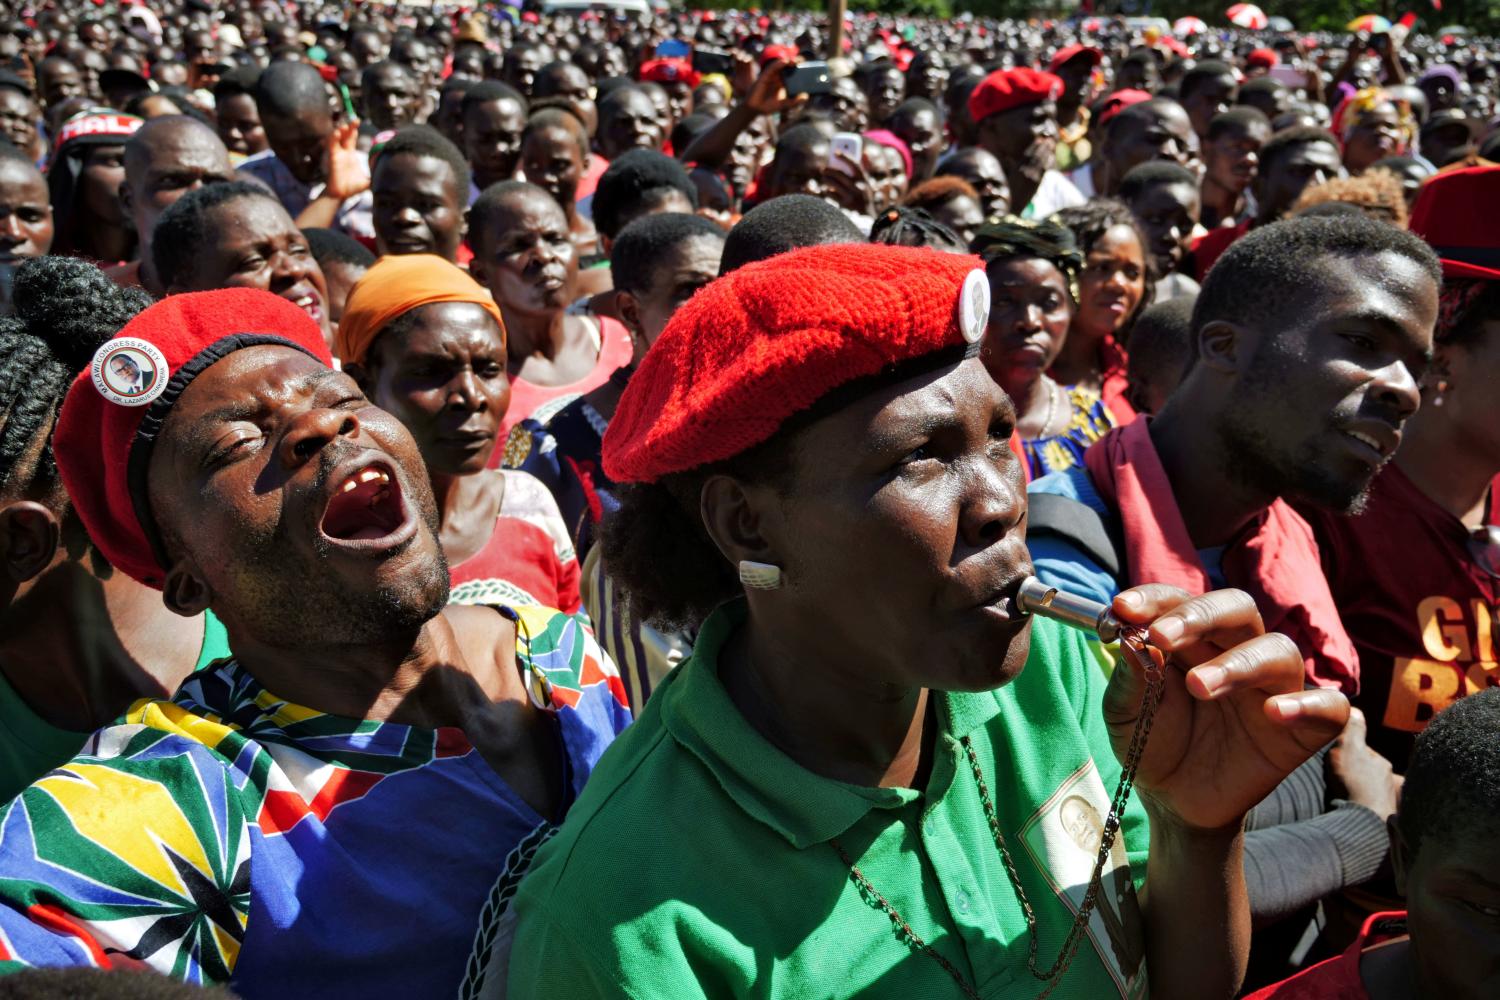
[0,1,1491,998]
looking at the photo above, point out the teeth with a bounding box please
[338,467,390,493]
[1347,431,1382,452]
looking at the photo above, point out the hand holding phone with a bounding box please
[784,60,833,97]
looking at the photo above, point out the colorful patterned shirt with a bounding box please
[0,606,630,999]
[1022,385,1119,481]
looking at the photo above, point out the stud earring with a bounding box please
[1434,379,1450,407]
[738,560,783,590]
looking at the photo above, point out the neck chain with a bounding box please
[830,627,1164,999]
[1040,378,1062,438]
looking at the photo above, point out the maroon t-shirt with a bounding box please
[1303,464,1500,767]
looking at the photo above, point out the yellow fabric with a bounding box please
[335,253,506,365]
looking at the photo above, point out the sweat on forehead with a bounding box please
[51,288,332,589]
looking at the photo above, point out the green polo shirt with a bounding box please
[0,611,231,804]
[508,604,1153,999]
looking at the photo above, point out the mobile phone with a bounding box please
[784,60,833,97]
[655,39,691,59]
[1268,65,1308,90]
[829,131,862,176]
[692,48,734,76]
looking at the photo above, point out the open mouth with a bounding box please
[287,290,324,323]
[319,463,411,546]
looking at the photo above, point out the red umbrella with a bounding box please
[1227,3,1269,29]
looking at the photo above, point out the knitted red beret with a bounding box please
[53,288,334,589]
[602,243,992,484]
[968,67,1064,124]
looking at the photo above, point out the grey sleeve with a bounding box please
[1241,751,1391,923]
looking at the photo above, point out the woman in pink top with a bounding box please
[469,181,634,438]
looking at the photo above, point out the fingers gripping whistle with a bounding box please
[1016,577,1123,642]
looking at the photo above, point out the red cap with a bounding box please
[602,244,992,483]
[968,67,1064,124]
[53,289,334,589]
[1246,48,1279,69]
[1048,44,1102,72]
[1096,88,1153,126]
[760,43,798,65]
[639,57,702,88]
[1408,164,1500,281]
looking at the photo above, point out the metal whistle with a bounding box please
[1016,577,1123,643]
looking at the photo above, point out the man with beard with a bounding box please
[969,66,1084,219]
[1027,214,1438,697]
[0,290,629,993]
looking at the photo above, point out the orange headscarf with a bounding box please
[335,253,507,366]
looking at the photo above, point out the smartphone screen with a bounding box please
[784,61,833,97]
[829,131,862,176]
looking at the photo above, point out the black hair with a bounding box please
[592,149,698,243]
[0,257,150,502]
[252,59,330,119]
[1125,296,1196,408]
[597,83,651,120]
[468,180,557,252]
[1192,214,1441,358]
[521,106,589,157]
[372,124,469,193]
[1053,198,1154,273]
[151,180,280,291]
[869,206,966,253]
[670,112,717,158]
[212,66,259,103]
[890,97,942,126]
[361,60,416,94]
[1180,60,1236,98]
[461,80,527,118]
[1398,687,1500,853]
[1238,76,1286,98]
[719,194,862,275]
[1206,106,1271,142]
[611,212,725,295]
[533,60,586,98]
[304,226,376,270]
[1118,161,1199,203]
[774,122,831,157]
[1258,125,1340,173]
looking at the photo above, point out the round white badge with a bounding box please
[90,338,169,407]
[958,269,990,344]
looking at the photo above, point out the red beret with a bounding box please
[968,67,1064,123]
[1096,88,1153,126]
[1246,48,1279,70]
[1408,164,1500,281]
[53,289,334,589]
[639,57,702,88]
[1048,44,1102,73]
[602,244,992,484]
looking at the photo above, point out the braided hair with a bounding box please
[868,206,966,253]
[0,257,151,502]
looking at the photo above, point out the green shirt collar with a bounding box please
[659,601,1006,850]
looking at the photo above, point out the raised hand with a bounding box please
[323,120,370,202]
